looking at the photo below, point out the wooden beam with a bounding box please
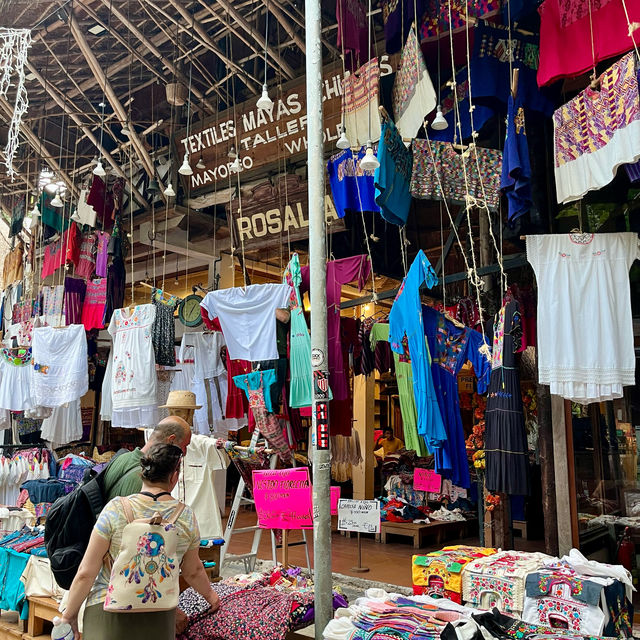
[200,0,295,80]
[98,0,220,114]
[25,60,149,210]
[264,0,306,54]
[67,7,158,193]
[0,95,78,198]
[158,0,261,94]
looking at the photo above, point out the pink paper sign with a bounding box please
[414,468,442,493]
[252,468,313,530]
[330,486,341,515]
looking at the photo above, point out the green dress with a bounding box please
[370,322,428,456]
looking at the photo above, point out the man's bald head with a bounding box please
[148,416,192,454]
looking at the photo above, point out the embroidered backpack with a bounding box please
[104,497,185,612]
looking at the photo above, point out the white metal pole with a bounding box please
[304,0,332,636]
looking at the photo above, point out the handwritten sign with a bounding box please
[330,486,341,515]
[253,468,313,530]
[337,499,381,534]
[414,468,442,493]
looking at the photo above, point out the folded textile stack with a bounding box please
[412,546,497,602]
[462,550,554,615]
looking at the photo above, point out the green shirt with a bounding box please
[104,448,144,500]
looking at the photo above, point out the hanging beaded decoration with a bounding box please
[0,28,31,179]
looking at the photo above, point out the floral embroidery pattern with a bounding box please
[435,315,467,375]
[491,305,506,370]
[33,362,50,374]
[2,347,31,367]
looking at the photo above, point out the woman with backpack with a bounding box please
[59,442,220,639]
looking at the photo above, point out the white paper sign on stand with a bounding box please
[337,499,381,534]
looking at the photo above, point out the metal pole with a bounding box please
[305,0,332,636]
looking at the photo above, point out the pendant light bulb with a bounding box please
[196,155,206,170]
[431,106,448,131]
[51,190,64,208]
[228,145,237,159]
[93,159,106,177]
[163,182,176,198]
[230,156,241,173]
[360,143,380,172]
[30,201,40,220]
[256,84,273,111]
[178,153,193,176]
[336,129,351,150]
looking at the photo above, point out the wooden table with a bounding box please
[25,596,58,638]
[376,519,474,548]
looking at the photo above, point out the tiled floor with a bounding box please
[223,510,547,588]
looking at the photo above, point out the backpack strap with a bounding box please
[120,497,135,524]
[167,502,186,524]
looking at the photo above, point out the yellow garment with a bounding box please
[378,436,404,456]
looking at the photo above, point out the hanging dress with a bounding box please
[484,299,530,495]
[423,307,492,489]
[151,291,177,367]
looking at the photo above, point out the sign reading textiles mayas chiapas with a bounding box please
[226,174,345,251]
[175,56,394,194]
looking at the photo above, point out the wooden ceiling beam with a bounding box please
[157,0,261,94]
[98,0,221,114]
[24,60,149,210]
[264,0,306,54]
[198,0,295,80]
[67,7,159,198]
[0,95,78,198]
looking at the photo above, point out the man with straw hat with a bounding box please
[159,390,202,426]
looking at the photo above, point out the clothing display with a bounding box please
[3,242,23,287]
[374,119,413,226]
[501,93,532,225]
[526,233,639,403]
[553,53,640,204]
[31,324,88,408]
[342,57,381,146]
[336,0,367,69]
[538,0,640,87]
[200,283,292,362]
[484,300,529,496]
[299,254,371,407]
[80,278,107,331]
[71,189,97,228]
[423,306,491,488]
[389,251,447,453]
[103,257,126,325]
[327,146,380,219]
[75,232,97,279]
[0,348,33,411]
[108,304,158,428]
[40,222,80,280]
[152,292,177,366]
[411,139,503,212]
[95,231,110,278]
[39,285,64,328]
[392,29,436,140]
[420,0,500,40]
[171,434,228,538]
[9,198,24,239]
[63,277,86,326]
[40,400,83,447]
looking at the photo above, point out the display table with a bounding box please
[377,519,473,548]
[25,596,58,638]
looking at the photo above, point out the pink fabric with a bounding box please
[538,0,640,87]
[81,278,107,330]
[75,233,97,279]
[299,255,370,403]
[41,223,80,280]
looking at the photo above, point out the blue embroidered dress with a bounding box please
[423,306,491,488]
[389,251,447,453]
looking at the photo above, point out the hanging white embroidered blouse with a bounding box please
[527,232,640,403]
[108,304,158,428]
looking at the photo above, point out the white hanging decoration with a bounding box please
[0,29,31,180]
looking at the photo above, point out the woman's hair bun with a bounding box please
[139,443,183,484]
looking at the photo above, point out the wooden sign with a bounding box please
[226,174,345,251]
[176,56,394,194]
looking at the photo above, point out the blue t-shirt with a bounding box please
[374,120,413,226]
[327,146,380,218]
[233,369,277,413]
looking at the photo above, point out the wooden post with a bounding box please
[282,529,289,568]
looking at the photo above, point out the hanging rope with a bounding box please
[620,0,640,61]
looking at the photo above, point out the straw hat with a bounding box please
[159,390,202,410]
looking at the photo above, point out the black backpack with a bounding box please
[44,449,128,589]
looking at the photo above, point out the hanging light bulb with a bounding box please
[93,159,106,177]
[431,106,448,131]
[256,84,273,111]
[163,182,176,198]
[147,177,159,193]
[196,155,206,170]
[51,190,64,208]
[30,200,40,222]
[336,128,350,150]
[228,145,237,159]
[230,156,241,173]
[360,142,379,172]
[178,153,193,176]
